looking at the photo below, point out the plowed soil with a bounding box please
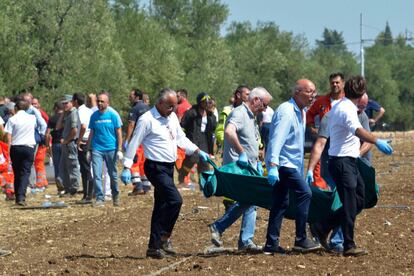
[0,131,413,275]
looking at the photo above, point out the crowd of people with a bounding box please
[0,74,393,258]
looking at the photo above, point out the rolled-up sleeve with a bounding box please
[123,117,149,168]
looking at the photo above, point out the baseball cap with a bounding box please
[61,94,73,103]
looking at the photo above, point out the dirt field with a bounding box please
[0,131,413,275]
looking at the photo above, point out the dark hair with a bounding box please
[72,92,85,105]
[329,72,344,81]
[234,85,250,96]
[15,98,29,111]
[132,88,143,100]
[98,91,110,100]
[176,89,188,98]
[344,76,366,99]
[53,101,64,110]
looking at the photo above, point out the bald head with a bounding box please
[357,93,369,114]
[293,79,317,109]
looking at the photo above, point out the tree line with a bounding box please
[0,0,413,130]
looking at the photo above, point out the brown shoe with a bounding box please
[343,247,368,257]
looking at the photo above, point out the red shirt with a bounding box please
[306,94,338,125]
[176,98,192,121]
[39,108,49,124]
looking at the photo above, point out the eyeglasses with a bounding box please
[301,89,317,96]
[258,97,268,108]
[97,100,105,103]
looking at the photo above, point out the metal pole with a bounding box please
[360,13,365,77]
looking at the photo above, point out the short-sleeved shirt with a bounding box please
[223,103,259,165]
[77,104,93,141]
[327,98,363,158]
[4,110,36,146]
[319,111,372,163]
[89,108,122,152]
[128,101,150,123]
[47,114,63,143]
[62,107,79,140]
[364,99,381,119]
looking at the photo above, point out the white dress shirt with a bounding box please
[5,110,37,146]
[327,97,363,158]
[123,106,198,168]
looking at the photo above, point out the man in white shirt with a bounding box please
[4,98,37,206]
[73,93,94,204]
[121,88,209,259]
[311,76,393,257]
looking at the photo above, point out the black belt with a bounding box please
[146,159,175,166]
[329,156,357,160]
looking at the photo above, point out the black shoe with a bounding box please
[75,198,93,205]
[293,238,322,253]
[208,224,223,247]
[113,195,120,207]
[238,243,263,254]
[16,201,26,206]
[310,223,330,250]
[263,245,287,255]
[161,239,176,255]
[146,248,168,259]
[343,247,368,257]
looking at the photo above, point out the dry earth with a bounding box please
[0,131,413,275]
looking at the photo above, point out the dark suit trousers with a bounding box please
[144,159,183,249]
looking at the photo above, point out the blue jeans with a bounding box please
[213,202,257,248]
[91,150,119,201]
[266,167,311,248]
[51,143,62,185]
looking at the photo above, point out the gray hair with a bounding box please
[249,87,273,101]
[157,88,176,103]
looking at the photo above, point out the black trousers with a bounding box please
[78,142,93,199]
[328,156,365,251]
[10,145,35,202]
[144,159,183,250]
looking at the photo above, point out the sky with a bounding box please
[220,0,414,54]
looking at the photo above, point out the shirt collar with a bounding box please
[242,102,254,117]
[151,106,167,120]
[289,98,301,113]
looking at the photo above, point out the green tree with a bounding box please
[310,28,358,93]
[0,1,35,95]
[112,0,184,97]
[152,0,235,104]
[16,0,129,110]
[375,22,393,46]
[316,28,347,52]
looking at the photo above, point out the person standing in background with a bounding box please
[4,98,37,206]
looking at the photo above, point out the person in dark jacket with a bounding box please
[178,92,216,188]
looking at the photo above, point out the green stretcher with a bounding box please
[200,158,379,223]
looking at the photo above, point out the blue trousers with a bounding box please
[266,167,312,248]
[213,202,257,248]
[144,159,182,250]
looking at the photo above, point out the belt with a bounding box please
[146,159,175,166]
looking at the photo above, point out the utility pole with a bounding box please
[360,13,365,77]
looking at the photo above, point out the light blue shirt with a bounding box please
[265,98,306,176]
[27,106,47,135]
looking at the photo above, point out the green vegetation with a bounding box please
[0,0,413,129]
